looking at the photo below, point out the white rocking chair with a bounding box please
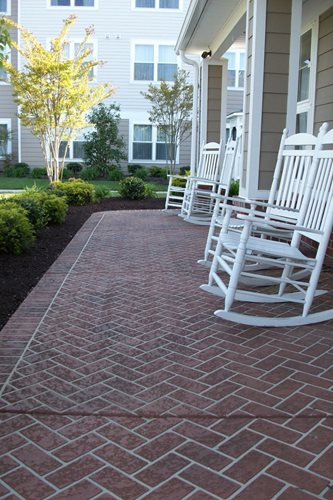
[179,141,224,222]
[164,172,188,210]
[182,136,240,225]
[198,128,320,267]
[201,125,333,327]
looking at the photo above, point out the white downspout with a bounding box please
[179,50,199,175]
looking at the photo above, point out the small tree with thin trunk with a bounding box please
[142,69,193,175]
[3,15,114,182]
[0,18,10,66]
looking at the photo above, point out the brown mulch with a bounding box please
[0,197,165,331]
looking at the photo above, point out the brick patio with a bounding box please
[0,209,333,499]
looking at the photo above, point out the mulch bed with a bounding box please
[0,197,165,331]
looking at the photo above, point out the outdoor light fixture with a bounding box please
[201,50,212,59]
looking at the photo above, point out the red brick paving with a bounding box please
[0,210,332,498]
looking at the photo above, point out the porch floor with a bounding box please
[0,210,332,499]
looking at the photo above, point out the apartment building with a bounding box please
[0,0,245,171]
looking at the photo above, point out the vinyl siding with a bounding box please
[0,0,19,168]
[19,0,191,167]
[314,6,333,132]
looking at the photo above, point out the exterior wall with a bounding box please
[226,89,243,115]
[19,0,191,169]
[314,6,333,132]
[206,64,222,143]
[0,0,19,169]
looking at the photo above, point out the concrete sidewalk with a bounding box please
[0,209,332,499]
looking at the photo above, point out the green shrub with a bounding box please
[128,164,143,175]
[229,178,240,197]
[171,176,187,188]
[149,166,166,178]
[81,167,99,181]
[31,167,47,179]
[133,167,148,181]
[51,178,94,205]
[4,162,30,178]
[66,162,83,175]
[119,176,146,200]
[61,167,71,180]
[38,193,68,224]
[10,194,48,230]
[94,185,110,202]
[0,204,35,255]
[144,184,156,198]
[108,167,123,181]
[179,166,190,175]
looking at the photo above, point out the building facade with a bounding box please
[0,0,246,172]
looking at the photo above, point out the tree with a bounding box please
[142,69,193,175]
[3,15,114,182]
[0,18,10,66]
[83,103,126,176]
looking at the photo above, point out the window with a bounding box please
[59,135,85,161]
[134,0,180,8]
[132,124,176,162]
[50,0,95,7]
[0,119,11,159]
[224,51,245,89]
[62,40,96,79]
[0,0,10,14]
[133,42,177,82]
[296,25,317,133]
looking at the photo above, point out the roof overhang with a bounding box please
[176,0,247,59]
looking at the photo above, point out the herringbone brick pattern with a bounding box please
[0,210,332,498]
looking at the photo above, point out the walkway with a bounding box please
[0,209,332,499]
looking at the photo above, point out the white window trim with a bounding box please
[131,0,183,11]
[47,37,98,80]
[0,44,10,85]
[131,39,178,83]
[60,140,85,161]
[47,0,98,9]
[224,49,246,90]
[296,19,318,134]
[0,118,12,158]
[0,0,10,15]
[129,120,179,164]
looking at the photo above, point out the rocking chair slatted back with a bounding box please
[196,142,222,182]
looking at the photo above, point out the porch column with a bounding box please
[241,0,295,199]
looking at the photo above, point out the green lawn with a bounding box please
[0,176,168,193]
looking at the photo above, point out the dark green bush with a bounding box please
[81,167,99,181]
[38,193,68,224]
[179,166,190,175]
[0,204,35,255]
[31,167,47,179]
[149,166,166,178]
[133,167,148,181]
[144,184,156,198]
[9,194,48,230]
[51,178,94,205]
[107,167,123,181]
[3,162,30,178]
[229,179,240,197]
[94,185,110,202]
[119,176,146,200]
[61,168,72,180]
[66,162,83,175]
[128,164,143,175]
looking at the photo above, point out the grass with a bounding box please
[0,176,168,193]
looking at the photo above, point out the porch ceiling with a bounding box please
[176,0,246,58]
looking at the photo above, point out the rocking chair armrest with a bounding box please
[210,193,238,203]
[237,214,323,235]
[167,174,187,180]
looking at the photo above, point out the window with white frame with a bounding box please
[224,51,245,89]
[50,0,95,7]
[132,124,176,162]
[59,134,85,161]
[135,0,180,9]
[0,0,10,14]
[296,27,316,133]
[134,43,177,82]
[0,119,11,158]
[0,45,10,83]
[63,40,97,79]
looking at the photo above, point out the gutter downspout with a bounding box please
[179,50,199,176]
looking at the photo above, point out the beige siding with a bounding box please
[314,6,333,132]
[206,64,222,143]
[21,127,44,167]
